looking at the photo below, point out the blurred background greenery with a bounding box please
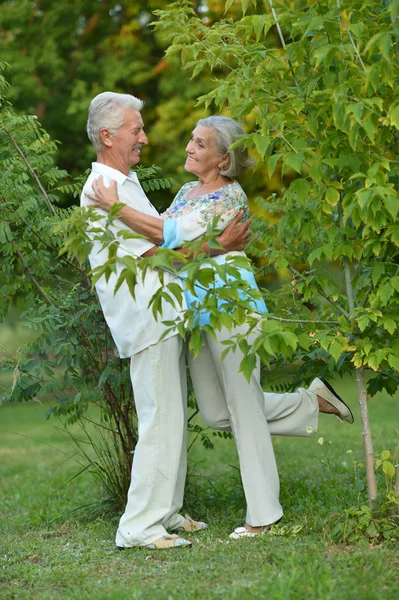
[0,0,283,208]
[0,0,287,371]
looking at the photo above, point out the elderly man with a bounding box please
[81,92,250,550]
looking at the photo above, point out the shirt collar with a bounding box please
[92,162,139,185]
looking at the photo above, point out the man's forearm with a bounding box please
[116,205,164,245]
[114,203,248,259]
[116,206,227,256]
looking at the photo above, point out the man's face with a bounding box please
[106,109,148,171]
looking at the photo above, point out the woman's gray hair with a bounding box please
[196,116,254,177]
[87,91,144,152]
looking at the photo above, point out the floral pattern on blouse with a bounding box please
[161,180,250,226]
[160,179,267,325]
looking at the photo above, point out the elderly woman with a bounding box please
[89,116,353,539]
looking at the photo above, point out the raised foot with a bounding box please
[310,377,354,424]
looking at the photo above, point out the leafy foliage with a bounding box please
[0,0,284,210]
[150,0,399,391]
[2,0,399,509]
[0,65,179,511]
[87,0,399,503]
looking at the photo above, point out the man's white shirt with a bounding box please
[80,162,185,358]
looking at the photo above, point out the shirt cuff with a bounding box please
[160,219,182,249]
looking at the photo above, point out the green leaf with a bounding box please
[382,318,396,335]
[368,353,381,371]
[297,333,311,351]
[391,0,399,21]
[314,44,338,68]
[388,354,399,371]
[254,134,271,159]
[125,270,137,300]
[196,267,215,288]
[309,162,323,183]
[113,269,127,295]
[291,178,310,203]
[248,14,272,41]
[166,282,183,308]
[283,152,304,174]
[378,282,394,305]
[275,255,288,270]
[371,263,385,286]
[308,246,323,265]
[382,461,396,479]
[388,104,399,129]
[329,339,345,362]
[267,153,282,178]
[325,188,340,206]
[357,315,370,332]
[362,117,375,142]
[391,276,399,292]
[190,60,206,79]
[384,195,399,219]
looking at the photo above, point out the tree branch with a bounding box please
[2,126,57,216]
[15,247,55,306]
[345,27,367,73]
[266,314,338,325]
[288,265,350,319]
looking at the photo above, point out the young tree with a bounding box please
[147,0,399,503]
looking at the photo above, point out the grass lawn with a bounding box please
[0,377,398,600]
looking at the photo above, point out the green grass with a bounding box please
[0,378,398,600]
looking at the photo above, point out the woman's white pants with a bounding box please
[115,335,187,548]
[188,327,319,527]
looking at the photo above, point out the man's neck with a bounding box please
[96,152,130,176]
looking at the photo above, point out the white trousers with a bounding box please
[115,335,187,547]
[188,328,319,527]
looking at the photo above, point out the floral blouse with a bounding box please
[161,180,250,228]
[160,179,267,325]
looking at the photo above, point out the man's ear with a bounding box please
[100,128,113,148]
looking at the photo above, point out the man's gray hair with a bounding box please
[87,91,144,152]
[196,116,254,177]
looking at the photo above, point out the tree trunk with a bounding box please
[344,259,378,505]
[355,367,377,504]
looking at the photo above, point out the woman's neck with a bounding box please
[197,174,231,190]
[186,174,232,200]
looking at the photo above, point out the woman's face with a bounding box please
[184,125,226,178]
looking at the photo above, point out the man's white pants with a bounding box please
[116,335,187,548]
[188,327,319,527]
